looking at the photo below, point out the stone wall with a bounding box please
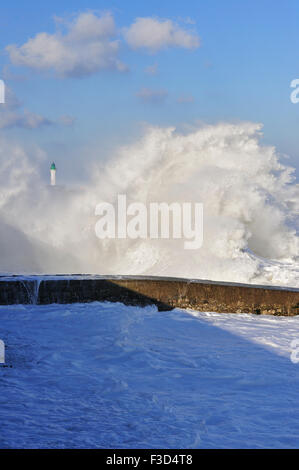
[0,276,298,316]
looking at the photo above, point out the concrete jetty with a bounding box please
[0,275,298,315]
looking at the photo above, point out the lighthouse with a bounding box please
[50,162,56,186]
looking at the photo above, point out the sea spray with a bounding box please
[0,122,298,286]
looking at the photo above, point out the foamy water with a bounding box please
[0,121,298,286]
[1,302,299,449]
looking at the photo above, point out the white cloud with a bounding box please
[6,12,127,78]
[67,11,116,40]
[136,87,168,103]
[124,17,200,52]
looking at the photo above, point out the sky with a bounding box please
[1,0,299,183]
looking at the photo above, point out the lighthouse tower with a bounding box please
[50,162,56,186]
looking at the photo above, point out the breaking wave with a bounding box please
[0,121,298,286]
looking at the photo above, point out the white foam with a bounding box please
[0,121,298,286]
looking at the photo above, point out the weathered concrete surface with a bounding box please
[0,281,30,305]
[0,275,298,315]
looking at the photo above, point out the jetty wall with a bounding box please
[0,276,298,316]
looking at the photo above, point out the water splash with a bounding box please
[0,122,298,287]
[20,278,41,304]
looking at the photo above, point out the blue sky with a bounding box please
[1,0,299,182]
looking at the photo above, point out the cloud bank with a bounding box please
[6,13,200,78]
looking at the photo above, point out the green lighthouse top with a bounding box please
[50,162,56,170]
